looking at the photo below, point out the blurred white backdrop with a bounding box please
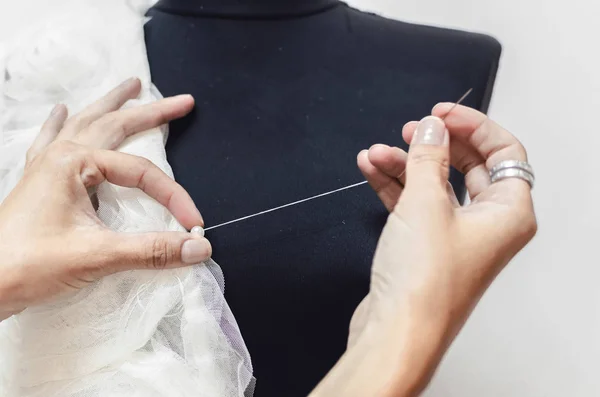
[1,0,598,395]
[346,0,600,396]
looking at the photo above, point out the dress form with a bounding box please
[145,1,501,395]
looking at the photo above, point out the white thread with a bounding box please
[204,180,369,231]
[204,89,473,232]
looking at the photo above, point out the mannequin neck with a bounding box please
[153,0,341,18]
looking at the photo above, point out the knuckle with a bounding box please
[63,115,93,136]
[513,142,528,161]
[408,149,451,183]
[136,156,153,169]
[50,139,78,153]
[514,209,538,242]
[454,152,481,174]
[39,141,94,176]
[95,114,126,138]
[523,212,538,239]
[145,238,174,270]
[410,150,450,170]
[133,157,153,188]
[107,131,125,148]
[62,117,79,131]
[155,108,169,126]
[79,164,104,187]
[25,148,35,163]
[45,141,82,164]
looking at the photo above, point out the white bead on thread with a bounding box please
[190,226,205,237]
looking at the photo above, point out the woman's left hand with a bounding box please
[353,107,537,351]
[0,78,209,320]
[313,105,537,397]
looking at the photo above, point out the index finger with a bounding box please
[60,78,142,138]
[432,103,528,169]
[75,94,195,149]
[88,150,203,229]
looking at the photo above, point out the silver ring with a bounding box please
[490,168,535,188]
[489,160,535,188]
[489,160,534,177]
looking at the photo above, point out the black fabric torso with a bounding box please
[145,2,501,395]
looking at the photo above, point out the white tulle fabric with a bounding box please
[0,1,253,396]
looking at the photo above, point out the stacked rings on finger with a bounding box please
[489,160,535,189]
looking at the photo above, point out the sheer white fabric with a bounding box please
[0,1,253,396]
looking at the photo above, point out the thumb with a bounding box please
[98,229,212,274]
[404,116,450,198]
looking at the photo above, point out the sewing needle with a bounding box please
[203,88,473,232]
[441,88,473,120]
[396,87,473,183]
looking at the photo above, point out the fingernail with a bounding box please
[412,116,447,146]
[49,104,61,117]
[357,149,368,163]
[194,207,204,226]
[173,94,194,101]
[369,143,390,151]
[181,238,211,264]
[123,77,138,86]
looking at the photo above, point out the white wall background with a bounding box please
[1,1,597,395]
[345,0,600,395]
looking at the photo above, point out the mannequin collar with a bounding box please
[153,0,342,18]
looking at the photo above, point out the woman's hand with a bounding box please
[313,105,537,397]
[355,104,536,340]
[0,79,209,320]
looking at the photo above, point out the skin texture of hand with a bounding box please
[311,105,537,397]
[0,78,209,320]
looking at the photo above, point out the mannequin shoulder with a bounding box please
[338,5,502,62]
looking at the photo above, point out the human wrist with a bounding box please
[370,305,454,396]
[0,293,13,321]
[311,304,451,397]
[0,289,16,321]
[0,272,20,321]
[0,309,13,322]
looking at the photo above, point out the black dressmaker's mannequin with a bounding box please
[145,1,501,395]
